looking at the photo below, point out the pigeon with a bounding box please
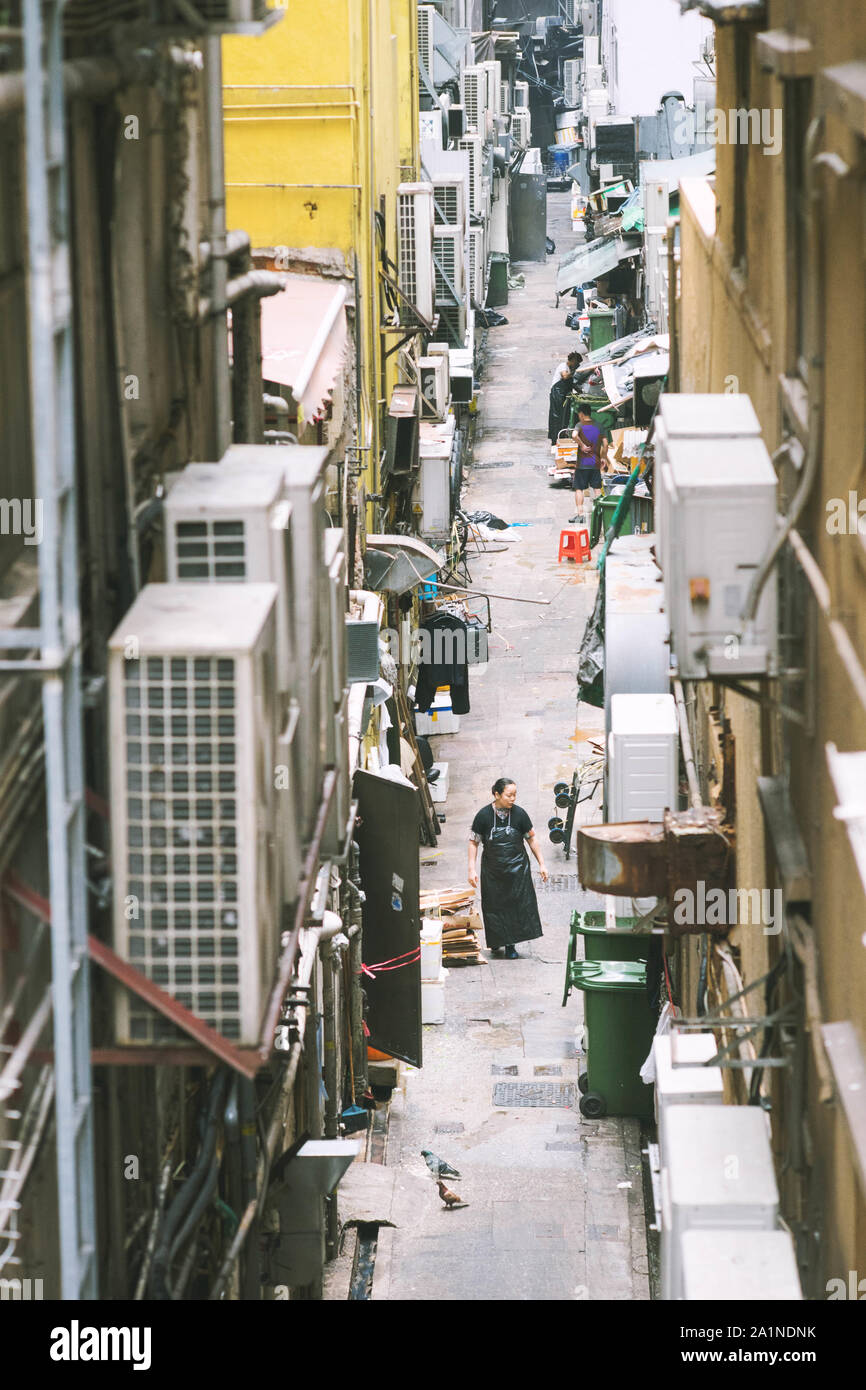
[421,1149,461,1180]
[437,1179,468,1210]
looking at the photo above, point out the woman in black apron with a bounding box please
[467,778,548,959]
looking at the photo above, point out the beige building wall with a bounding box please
[673,1,866,1292]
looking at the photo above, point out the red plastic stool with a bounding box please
[558,528,591,563]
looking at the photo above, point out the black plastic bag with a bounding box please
[463,509,509,530]
[475,308,509,327]
[546,236,556,254]
[576,569,605,709]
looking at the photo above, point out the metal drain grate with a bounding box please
[493,1082,576,1108]
[472,459,515,469]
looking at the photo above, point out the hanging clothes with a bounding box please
[470,803,544,948]
[414,611,470,715]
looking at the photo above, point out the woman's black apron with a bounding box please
[479,813,544,948]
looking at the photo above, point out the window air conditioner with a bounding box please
[419,355,450,419]
[432,175,467,231]
[108,583,281,1046]
[397,182,435,323]
[163,463,295,701]
[661,1105,779,1301]
[654,393,777,679]
[418,4,436,79]
[514,80,529,110]
[457,135,483,217]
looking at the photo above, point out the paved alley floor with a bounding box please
[375,194,650,1302]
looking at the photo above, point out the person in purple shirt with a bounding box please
[569,404,603,524]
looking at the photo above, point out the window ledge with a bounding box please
[756,30,815,79]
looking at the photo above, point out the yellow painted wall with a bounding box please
[223,1,420,507]
[676,1,866,1288]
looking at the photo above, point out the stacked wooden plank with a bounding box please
[419,886,485,966]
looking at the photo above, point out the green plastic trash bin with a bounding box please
[574,911,649,964]
[570,959,656,1119]
[588,307,616,352]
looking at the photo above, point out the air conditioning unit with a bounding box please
[418,4,436,78]
[500,80,511,114]
[512,110,531,148]
[467,226,486,307]
[449,346,473,402]
[163,463,295,700]
[413,432,453,540]
[432,175,467,230]
[419,109,444,149]
[481,60,502,116]
[653,1032,724,1161]
[419,354,450,419]
[457,135,483,217]
[432,224,465,303]
[661,1105,780,1301]
[108,583,281,1046]
[447,104,466,141]
[323,528,348,711]
[680,1230,802,1301]
[220,446,331,843]
[654,394,777,679]
[397,182,435,323]
[563,58,581,107]
[607,693,678,823]
[584,36,601,68]
[514,80,529,110]
[460,65,485,135]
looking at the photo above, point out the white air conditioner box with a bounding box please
[414,430,452,540]
[432,175,467,231]
[654,1032,725,1160]
[603,538,668,740]
[514,80,529,109]
[108,583,281,1046]
[396,182,435,323]
[432,224,466,303]
[481,59,502,116]
[220,446,331,841]
[419,355,450,419]
[457,135,483,216]
[661,1104,779,1300]
[468,225,486,306]
[607,693,678,823]
[460,65,485,134]
[417,4,436,77]
[654,392,762,657]
[164,463,295,700]
[680,1229,803,1301]
[659,433,778,679]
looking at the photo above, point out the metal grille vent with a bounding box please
[462,69,482,132]
[175,519,247,581]
[433,234,457,301]
[418,5,435,76]
[433,185,459,226]
[458,137,481,216]
[398,192,420,308]
[123,655,242,1042]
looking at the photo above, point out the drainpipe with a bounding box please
[204,34,231,459]
[346,843,368,1102]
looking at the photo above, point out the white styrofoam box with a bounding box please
[421,967,449,1024]
[420,918,443,980]
[661,1105,779,1301]
[608,693,678,823]
[416,692,461,736]
[680,1229,802,1301]
[429,762,449,803]
[654,1032,725,1157]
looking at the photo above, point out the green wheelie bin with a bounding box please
[562,911,648,1007]
[570,959,656,1120]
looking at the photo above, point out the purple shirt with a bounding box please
[576,422,601,468]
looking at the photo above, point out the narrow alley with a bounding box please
[346,195,649,1303]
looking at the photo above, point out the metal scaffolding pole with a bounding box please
[23,0,97,1298]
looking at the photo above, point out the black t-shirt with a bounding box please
[470,803,533,843]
